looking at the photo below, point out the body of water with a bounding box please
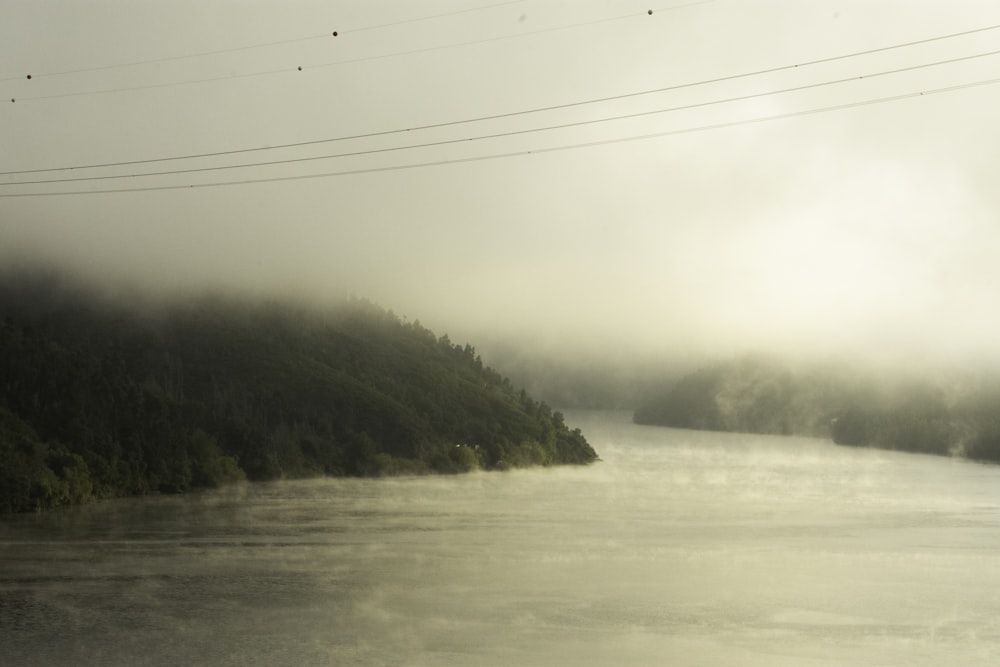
[4,410,1000,665]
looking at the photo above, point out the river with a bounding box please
[3,410,1000,666]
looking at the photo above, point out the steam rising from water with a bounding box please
[3,411,1000,666]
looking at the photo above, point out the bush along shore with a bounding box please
[0,274,596,513]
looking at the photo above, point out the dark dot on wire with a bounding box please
[26,74,32,80]
[332,31,338,37]
[648,9,653,15]
[10,98,14,103]
[298,66,302,71]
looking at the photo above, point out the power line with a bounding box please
[349,0,525,33]
[6,46,999,187]
[0,0,526,83]
[3,74,997,198]
[6,4,683,104]
[306,3,716,75]
[3,18,996,177]
[1,36,329,85]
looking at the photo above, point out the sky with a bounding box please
[2,0,1000,371]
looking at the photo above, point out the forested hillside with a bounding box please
[634,355,1000,462]
[633,356,853,437]
[0,273,596,513]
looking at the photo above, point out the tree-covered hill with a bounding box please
[634,356,852,437]
[633,355,1000,462]
[0,272,596,513]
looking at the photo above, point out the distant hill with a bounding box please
[0,271,596,513]
[634,356,850,437]
[634,355,1000,463]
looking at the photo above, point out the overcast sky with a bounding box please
[3,0,1000,368]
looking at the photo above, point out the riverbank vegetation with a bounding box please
[634,355,1000,462]
[0,272,596,513]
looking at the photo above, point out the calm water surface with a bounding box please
[4,410,1000,666]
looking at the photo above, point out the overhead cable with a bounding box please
[0,0,526,83]
[6,5,696,103]
[5,46,999,187]
[3,74,997,198]
[2,18,996,176]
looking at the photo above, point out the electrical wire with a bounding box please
[6,5,686,103]
[5,46,998,187]
[3,74,997,198]
[0,0,526,83]
[3,18,996,176]
[349,0,526,33]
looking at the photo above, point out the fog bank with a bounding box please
[4,0,1000,371]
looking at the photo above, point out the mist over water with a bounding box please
[4,411,1000,666]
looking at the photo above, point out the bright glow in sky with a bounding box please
[3,0,1000,368]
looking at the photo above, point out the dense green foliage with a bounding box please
[0,273,596,512]
[634,355,1000,462]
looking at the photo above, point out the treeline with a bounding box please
[0,271,596,513]
[634,356,850,437]
[476,341,678,409]
[831,378,1000,461]
[633,355,1000,462]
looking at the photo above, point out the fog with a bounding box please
[5,413,1000,666]
[4,0,1000,373]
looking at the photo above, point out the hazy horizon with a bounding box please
[4,0,1000,372]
